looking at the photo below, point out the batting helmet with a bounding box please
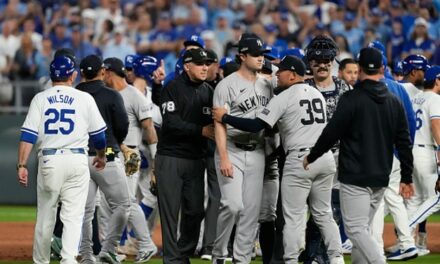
[305,35,338,61]
[125,54,139,70]
[393,60,404,75]
[50,56,76,81]
[401,54,429,76]
[133,56,159,82]
[368,40,386,55]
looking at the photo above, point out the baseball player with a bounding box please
[338,58,358,87]
[405,65,440,256]
[303,47,414,264]
[75,55,131,264]
[366,43,418,261]
[211,35,273,264]
[303,35,352,261]
[103,57,158,262]
[212,55,344,264]
[400,54,429,101]
[18,55,107,264]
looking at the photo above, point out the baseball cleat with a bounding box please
[341,239,352,254]
[386,247,418,261]
[416,248,430,256]
[330,255,345,264]
[98,251,121,264]
[201,254,212,261]
[134,248,157,263]
[385,243,399,254]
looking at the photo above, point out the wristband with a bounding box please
[148,143,157,159]
[16,164,27,170]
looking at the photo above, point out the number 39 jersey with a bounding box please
[21,85,106,150]
[412,91,440,146]
[258,82,327,151]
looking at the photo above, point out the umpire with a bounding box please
[303,47,414,264]
[76,55,131,263]
[155,48,214,264]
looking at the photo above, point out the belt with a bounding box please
[234,143,257,151]
[416,144,436,150]
[286,147,310,156]
[42,148,85,156]
[127,145,137,149]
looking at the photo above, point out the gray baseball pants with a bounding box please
[212,143,265,263]
[282,150,341,264]
[80,157,130,259]
[340,183,386,264]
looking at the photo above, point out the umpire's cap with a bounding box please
[80,55,104,79]
[183,48,211,64]
[103,57,126,78]
[50,56,76,81]
[275,55,306,76]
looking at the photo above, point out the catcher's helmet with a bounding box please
[133,55,159,82]
[401,54,429,76]
[305,35,338,61]
[50,56,75,81]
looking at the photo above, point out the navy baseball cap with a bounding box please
[402,54,429,75]
[50,56,76,80]
[183,48,210,64]
[275,55,306,76]
[103,57,126,77]
[80,55,104,77]
[184,35,205,48]
[424,66,440,82]
[393,60,404,75]
[368,40,386,55]
[238,37,268,56]
[357,47,383,71]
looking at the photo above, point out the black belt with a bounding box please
[286,147,310,156]
[234,143,257,151]
[127,145,137,149]
[42,148,85,156]
[416,144,436,150]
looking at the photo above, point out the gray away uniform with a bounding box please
[212,72,272,263]
[257,83,342,264]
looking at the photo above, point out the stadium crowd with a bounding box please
[1,0,440,106]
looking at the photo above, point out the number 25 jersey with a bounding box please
[21,85,106,151]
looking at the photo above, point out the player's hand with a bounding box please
[152,59,165,84]
[303,156,310,170]
[93,155,106,170]
[220,157,234,178]
[212,106,228,122]
[399,183,415,199]
[202,124,215,140]
[17,168,28,187]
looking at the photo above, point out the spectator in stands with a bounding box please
[239,0,259,27]
[22,16,43,51]
[172,0,207,29]
[135,13,153,54]
[36,37,52,80]
[402,17,436,60]
[12,33,44,81]
[388,18,406,66]
[94,19,114,48]
[102,27,135,61]
[334,34,352,61]
[208,0,235,29]
[213,14,234,48]
[49,22,71,50]
[0,19,21,61]
[178,6,207,38]
[367,8,391,46]
[65,25,99,62]
[224,21,245,57]
[148,12,178,61]
[298,0,337,26]
[341,12,364,55]
[277,13,298,47]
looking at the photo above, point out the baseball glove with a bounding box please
[123,148,141,176]
[150,171,158,196]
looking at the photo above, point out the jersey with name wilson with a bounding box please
[21,85,106,150]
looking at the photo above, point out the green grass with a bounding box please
[1,255,440,263]
[0,206,36,222]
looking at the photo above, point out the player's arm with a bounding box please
[398,84,416,143]
[394,100,414,199]
[88,96,107,170]
[141,118,158,160]
[215,120,233,177]
[431,119,440,164]
[151,60,165,106]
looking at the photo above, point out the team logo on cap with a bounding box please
[191,35,199,41]
[200,50,207,57]
[256,39,263,47]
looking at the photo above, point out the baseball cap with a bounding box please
[264,45,280,61]
[275,55,306,76]
[184,35,205,48]
[401,54,429,75]
[125,54,139,69]
[393,60,403,75]
[414,17,428,27]
[232,21,245,30]
[182,48,210,64]
[79,55,104,77]
[205,49,218,63]
[103,57,126,77]
[264,24,278,33]
[238,38,267,56]
[424,66,440,82]
[357,47,383,71]
[219,57,234,69]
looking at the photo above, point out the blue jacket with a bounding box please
[381,77,416,143]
